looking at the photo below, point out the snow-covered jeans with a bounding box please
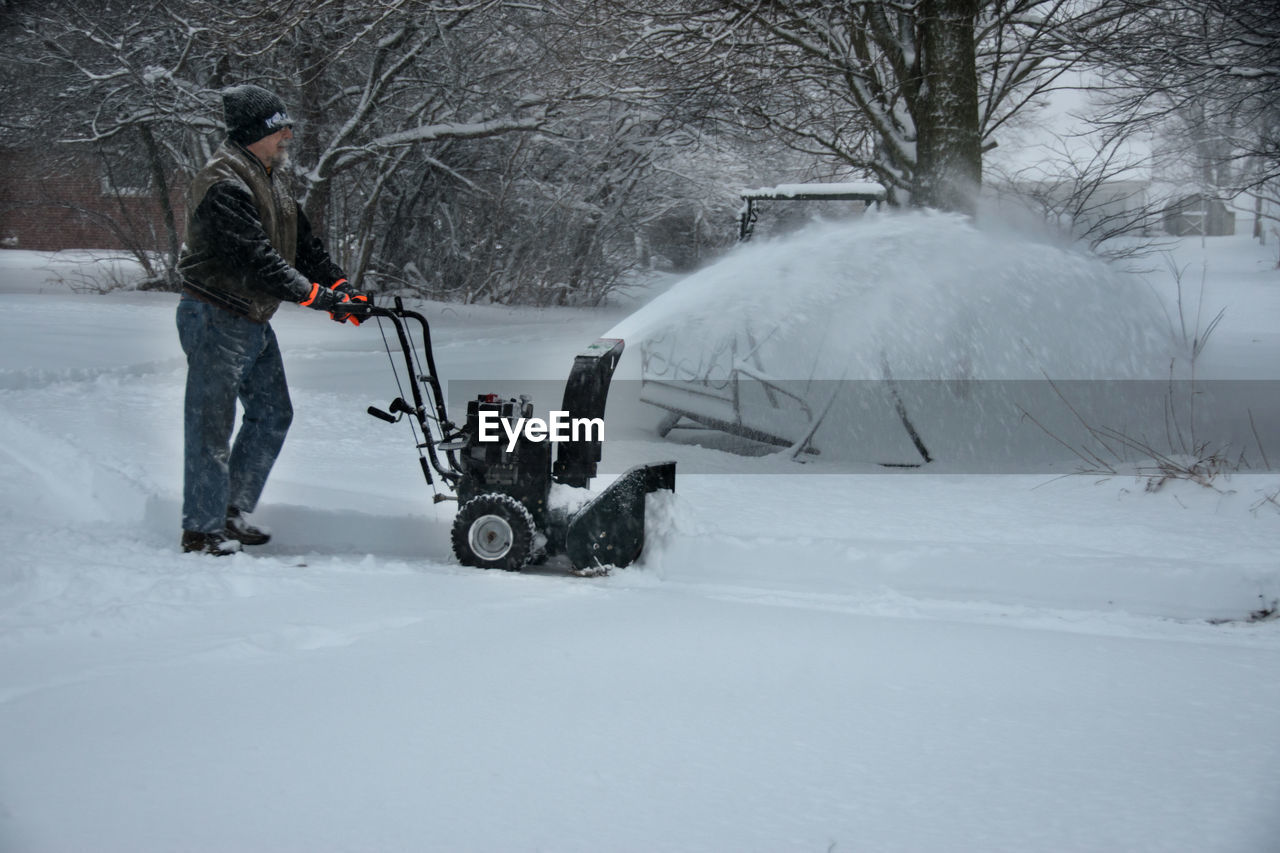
[176,296,293,534]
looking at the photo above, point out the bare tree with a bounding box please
[13,0,1180,299]
[1081,0,1280,243]
[2,0,586,298]
[355,2,748,304]
[1,0,228,283]
[614,0,1123,216]
[3,0,749,302]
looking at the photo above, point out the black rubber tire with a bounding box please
[451,493,536,571]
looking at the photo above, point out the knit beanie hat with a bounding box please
[222,84,293,146]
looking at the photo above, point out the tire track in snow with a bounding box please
[0,405,150,523]
[636,523,1280,628]
[0,357,186,391]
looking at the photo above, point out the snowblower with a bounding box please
[348,297,675,574]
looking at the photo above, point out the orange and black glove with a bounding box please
[299,281,344,312]
[337,291,371,325]
[298,279,372,324]
[325,279,370,325]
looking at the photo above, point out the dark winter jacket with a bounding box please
[178,141,344,323]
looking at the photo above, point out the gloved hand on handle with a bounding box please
[326,278,371,325]
[299,278,372,325]
[333,291,371,325]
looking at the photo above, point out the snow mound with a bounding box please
[610,210,1170,381]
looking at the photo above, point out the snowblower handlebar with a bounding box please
[338,298,377,319]
[357,297,459,489]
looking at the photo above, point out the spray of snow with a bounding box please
[608,210,1170,381]
[608,211,1187,465]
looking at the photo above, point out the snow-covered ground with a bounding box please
[1,227,1278,852]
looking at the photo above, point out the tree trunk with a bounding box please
[297,41,331,235]
[139,125,182,289]
[913,0,982,215]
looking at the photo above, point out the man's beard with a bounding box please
[270,145,291,170]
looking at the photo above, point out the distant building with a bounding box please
[988,176,1154,240]
[0,148,183,252]
[1162,193,1236,237]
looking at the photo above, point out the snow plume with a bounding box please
[609,210,1170,382]
[610,211,1179,467]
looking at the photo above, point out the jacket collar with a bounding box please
[227,138,273,177]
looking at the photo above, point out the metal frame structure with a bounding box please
[738,182,887,241]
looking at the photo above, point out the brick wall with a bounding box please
[0,148,186,252]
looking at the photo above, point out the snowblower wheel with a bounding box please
[452,493,537,571]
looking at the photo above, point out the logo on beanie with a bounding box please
[264,111,292,132]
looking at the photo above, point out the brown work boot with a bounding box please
[226,507,271,546]
[181,530,243,555]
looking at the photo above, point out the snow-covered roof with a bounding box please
[740,182,887,201]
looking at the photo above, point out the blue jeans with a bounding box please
[176,296,293,533]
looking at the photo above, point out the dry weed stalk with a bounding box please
[1021,256,1271,491]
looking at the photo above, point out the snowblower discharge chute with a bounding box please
[355,298,674,574]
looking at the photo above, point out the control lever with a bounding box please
[367,396,414,424]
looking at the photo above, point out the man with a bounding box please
[176,83,367,555]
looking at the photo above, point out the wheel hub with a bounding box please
[468,514,514,561]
